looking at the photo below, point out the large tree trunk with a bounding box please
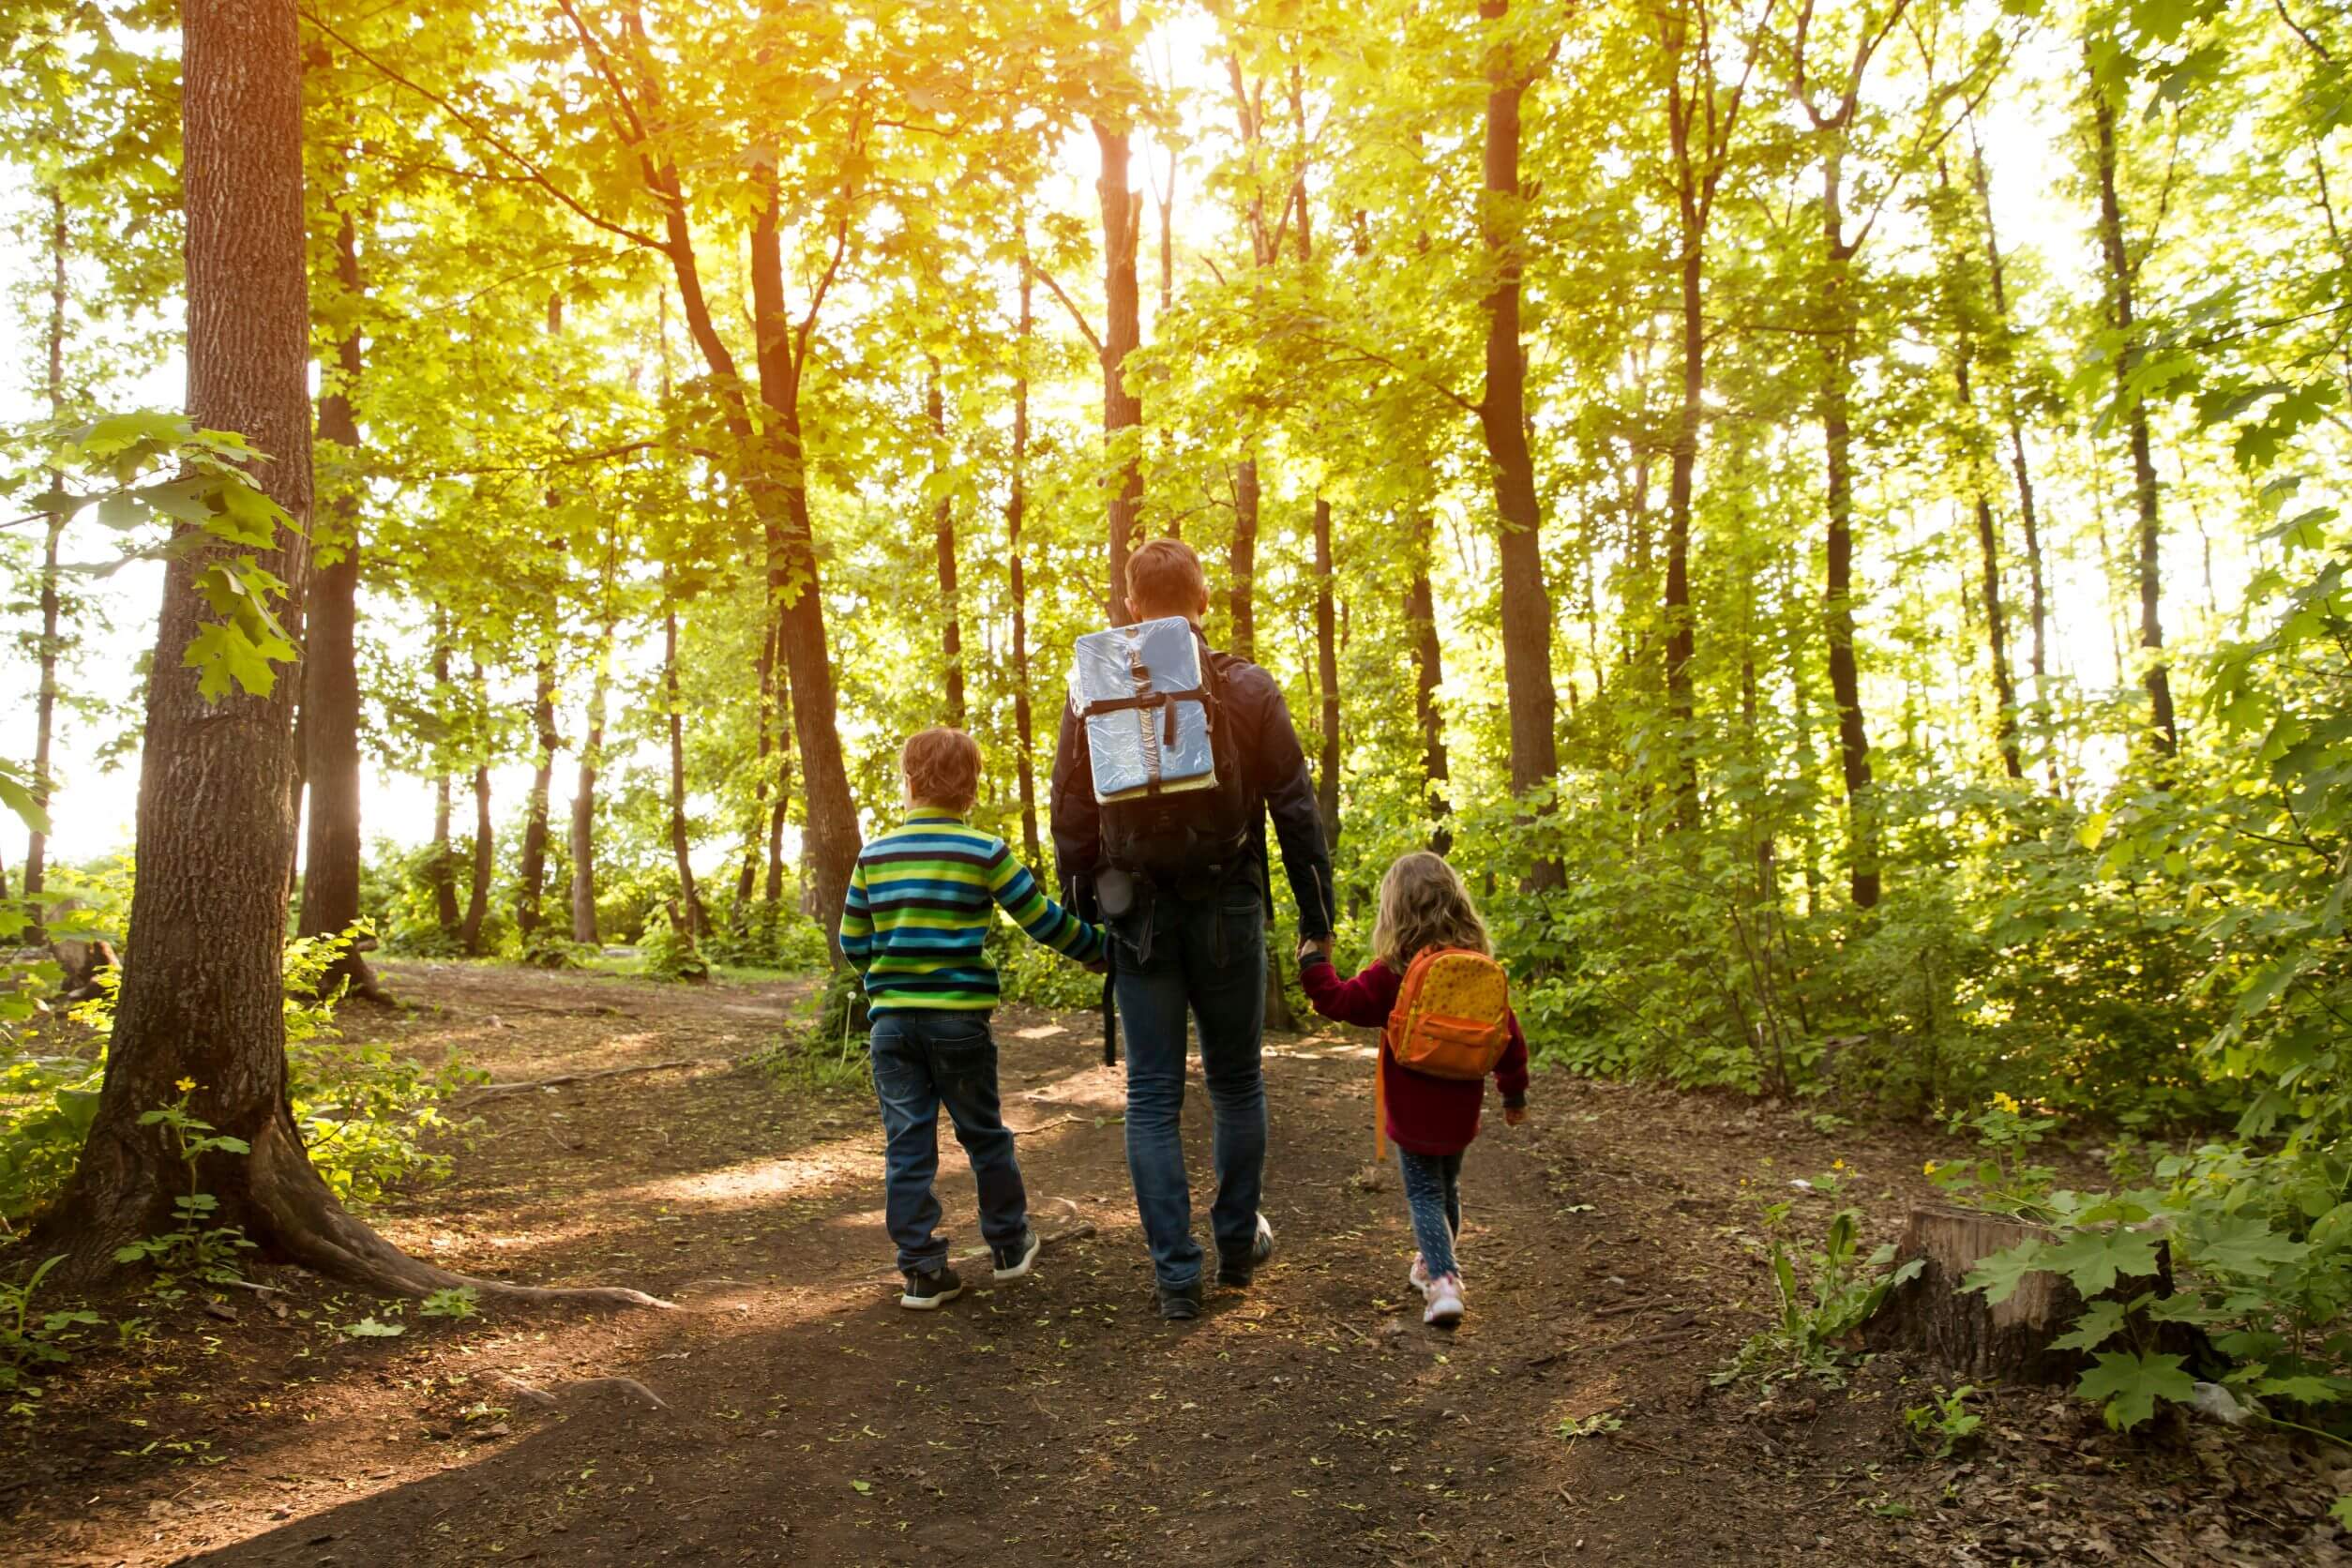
[294,197,379,997]
[1312,497,1340,847]
[1407,518,1452,853]
[569,629,609,945]
[764,635,792,906]
[48,0,656,1309]
[1009,257,1043,867]
[1818,147,1881,910]
[1662,60,1706,827]
[23,189,68,929]
[460,755,492,956]
[1095,118,1143,626]
[662,594,706,941]
[928,360,966,726]
[2089,68,2177,759]
[1476,2,1560,881]
[515,652,557,942]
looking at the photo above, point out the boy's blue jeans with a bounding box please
[869,1010,1027,1274]
[1113,882,1268,1289]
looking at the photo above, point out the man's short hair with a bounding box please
[901,727,981,813]
[1126,537,1209,620]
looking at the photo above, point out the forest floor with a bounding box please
[6,960,2349,1566]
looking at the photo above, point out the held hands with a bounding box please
[1295,935,1334,966]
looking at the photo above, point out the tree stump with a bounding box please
[1864,1205,2104,1385]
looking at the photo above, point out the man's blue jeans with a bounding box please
[869,1010,1027,1274]
[1114,882,1268,1289]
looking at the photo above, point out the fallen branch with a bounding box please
[460,1058,725,1102]
[1004,1114,1085,1136]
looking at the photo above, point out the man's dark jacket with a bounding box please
[1048,627,1335,941]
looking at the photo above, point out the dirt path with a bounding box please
[7,963,2343,1565]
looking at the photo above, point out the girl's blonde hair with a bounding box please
[1371,852,1490,970]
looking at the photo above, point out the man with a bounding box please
[1051,538,1335,1320]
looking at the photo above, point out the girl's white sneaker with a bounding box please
[1423,1273,1464,1327]
[1409,1254,1430,1292]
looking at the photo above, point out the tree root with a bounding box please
[459,1058,727,1102]
[491,1372,669,1412]
[249,1116,671,1309]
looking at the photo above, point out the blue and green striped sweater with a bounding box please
[838,809,1104,1014]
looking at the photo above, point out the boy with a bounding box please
[839,727,1106,1309]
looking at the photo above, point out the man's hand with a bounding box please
[1083,957,1109,974]
[1296,935,1334,965]
[1503,1105,1528,1128]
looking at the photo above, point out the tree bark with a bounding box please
[1095,118,1143,626]
[1971,140,2049,706]
[1476,2,1561,877]
[2088,66,2177,758]
[1229,460,1260,660]
[428,631,461,936]
[1407,519,1452,853]
[515,652,557,942]
[1951,321,2025,781]
[1312,497,1340,847]
[24,188,68,928]
[928,359,966,726]
[461,756,492,956]
[1009,255,1043,867]
[1817,145,1881,909]
[662,592,706,941]
[294,195,380,998]
[48,0,658,1308]
[764,627,792,906]
[734,612,778,912]
[569,629,609,945]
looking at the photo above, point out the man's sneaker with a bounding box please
[1156,1276,1205,1321]
[1409,1254,1430,1292]
[1217,1213,1277,1288]
[991,1228,1042,1283]
[1423,1272,1464,1328]
[899,1263,964,1311]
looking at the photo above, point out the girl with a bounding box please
[1298,852,1529,1327]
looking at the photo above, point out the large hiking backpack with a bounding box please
[1376,946,1513,1154]
[1069,617,1255,884]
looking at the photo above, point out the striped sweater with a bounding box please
[838,809,1104,1014]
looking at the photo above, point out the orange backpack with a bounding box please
[1376,946,1512,1155]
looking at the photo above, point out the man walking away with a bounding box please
[1051,539,1336,1319]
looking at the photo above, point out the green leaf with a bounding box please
[2040,1228,2163,1297]
[849,1479,871,1494]
[2077,1350,2195,1430]
[2051,1300,2131,1352]
[1961,1238,2047,1305]
[2253,1374,2341,1406]
[2182,1211,2307,1278]
[341,1317,405,1338]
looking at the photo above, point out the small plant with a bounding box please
[1923,1093,2061,1216]
[111,1082,256,1292]
[0,1256,100,1416]
[1556,1410,1623,1441]
[1901,1384,1983,1458]
[1718,1173,1922,1388]
[341,1315,405,1338]
[640,911,710,983]
[418,1286,480,1320]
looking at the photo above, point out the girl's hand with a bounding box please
[1503,1105,1528,1128]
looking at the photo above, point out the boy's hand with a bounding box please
[1503,1105,1528,1128]
[1083,957,1109,974]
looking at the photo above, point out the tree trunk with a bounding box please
[514,652,557,942]
[47,0,658,1308]
[570,629,609,945]
[765,630,792,906]
[1009,256,1043,867]
[1971,141,2049,707]
[460,756,492,957]
[662,595,706,941]
[1407,518,1452,853]
[928,359,966,727]
[2088,69,2177,758]
[1312,497,1340,847]
[294,196,378,997]
[1230,460,1260,660]
[734,613,778,912]
[1095,118,1143,626]
[1662,59,1707,825]
[1817,148,1880,909]
[24,188,68,929]
[428,632,461,936]
[1476,1,1561,878]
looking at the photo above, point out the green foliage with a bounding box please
[110,1086,257,1295]
[0,1257,99,1417]
[1719,1172,1924,1389]
[417,1286,480,1321]
[638,911,710,984]
[1900,1384,1983,1459]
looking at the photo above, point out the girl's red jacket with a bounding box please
[1299,953,1530,1156]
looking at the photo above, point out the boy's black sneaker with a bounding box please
[1217,1212,1277,1288]
[1156,1277,1205,1321]
[899,1263,964,1311]
[991,1228,1042,1282]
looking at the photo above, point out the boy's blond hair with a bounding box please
[901,727,981,814]
[1370,852,1490,970]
